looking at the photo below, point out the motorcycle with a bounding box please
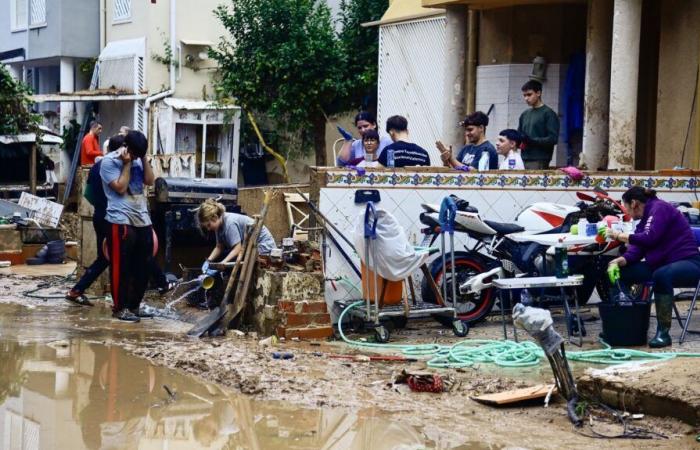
[419,190,629,324]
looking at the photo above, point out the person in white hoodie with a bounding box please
[496,129,525,170]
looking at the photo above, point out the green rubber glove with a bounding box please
[607,264,620,284]
[597,224,608,239]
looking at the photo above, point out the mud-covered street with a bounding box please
[1,268,698,449]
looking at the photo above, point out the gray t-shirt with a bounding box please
[99,151,152,227]
[216,212,276,255]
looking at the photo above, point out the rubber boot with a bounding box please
[649,294,673,348]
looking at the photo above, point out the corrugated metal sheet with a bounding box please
[377,16,446,165]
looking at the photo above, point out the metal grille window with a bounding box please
[11,0,28,30]
[113,0,131,22]
[377,17,446,163]
[29,0,46,26]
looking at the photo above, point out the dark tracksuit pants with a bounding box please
[73,218,110,293]
[106,223,154,312]
[73,218,167,295]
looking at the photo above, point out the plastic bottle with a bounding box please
[386,149,395,168]
[520,289,534,306]
[554,238,569,279]
[577,218,588,236]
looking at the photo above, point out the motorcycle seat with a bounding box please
[483,220,525,235]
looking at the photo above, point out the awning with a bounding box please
[180,39,214,47]
[0,126,63,145]
[164,98,240,111]
[100,37,146,60]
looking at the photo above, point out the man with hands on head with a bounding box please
[100,130,156,323]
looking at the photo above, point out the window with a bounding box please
[29,0,46,27]
[113,0,131,23]
[10,0,28,31]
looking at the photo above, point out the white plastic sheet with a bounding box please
[352,207,429,281]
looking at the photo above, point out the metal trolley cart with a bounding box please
[336,199,469,343]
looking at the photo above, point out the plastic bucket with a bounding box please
[597,301,651,346]
[361,263,403,307]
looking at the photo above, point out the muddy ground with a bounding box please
[2,269,699,449]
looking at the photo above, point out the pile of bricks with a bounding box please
[250,269,333,340]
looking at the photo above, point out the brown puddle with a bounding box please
[0,304,491,450]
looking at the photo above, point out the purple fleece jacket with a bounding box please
[623,197,699,270]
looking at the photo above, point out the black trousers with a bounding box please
[106,223,154,312]
[74,219,166,295]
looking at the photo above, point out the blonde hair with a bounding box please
[197,199,225,232]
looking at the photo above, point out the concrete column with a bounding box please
[581,0,613,170]
[442,5,468,149]
[608,0,642,170]
[59,57,75,132]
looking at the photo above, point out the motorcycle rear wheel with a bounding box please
[421,254,496,324]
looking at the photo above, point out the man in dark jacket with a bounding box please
[518,80,560,170]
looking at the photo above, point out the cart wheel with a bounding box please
[374,326,390,343]
[452,319,469,337]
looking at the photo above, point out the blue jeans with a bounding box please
[621,255,700,296]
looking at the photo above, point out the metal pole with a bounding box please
[200,122,207,178]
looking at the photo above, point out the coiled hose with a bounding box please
[337,301,700,369]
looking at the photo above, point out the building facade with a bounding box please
[377,0,700,170]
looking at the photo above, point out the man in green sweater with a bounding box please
[517,80,560,170]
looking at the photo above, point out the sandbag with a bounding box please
[353,208,428,281]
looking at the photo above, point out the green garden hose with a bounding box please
[337,301,700,369]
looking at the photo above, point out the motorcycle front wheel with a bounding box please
[421,253,496,324]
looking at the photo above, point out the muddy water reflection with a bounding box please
[0,340,442,449]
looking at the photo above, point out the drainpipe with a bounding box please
[144,0,176,150]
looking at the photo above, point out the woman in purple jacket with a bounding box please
[607,187,700,348]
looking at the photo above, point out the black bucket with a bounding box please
[597,301,651,346]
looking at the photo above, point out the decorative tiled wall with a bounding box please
[317,169,700,317]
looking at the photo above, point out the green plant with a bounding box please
[78,58,97,76]
[211,0,345,165]
[61,119,81,152]
[0,64,41,135]
[337,0,388,112]
[151,32,179,71]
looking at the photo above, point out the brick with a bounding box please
[277,325,333,340]
[278,299,328,314]
[283,312,331,327]
[0,251,23,265]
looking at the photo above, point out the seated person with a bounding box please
[198,199,276,271]
[336,111,392,166]
[357,129,381,168]
[436,111,498,171]
[377,115,430,167]
[607,187,700,348]
[496,129,525,170]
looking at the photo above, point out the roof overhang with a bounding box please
[31,90,148,103]
[0,132,63,145]
[421,0,584,9]
[365,0,443,27]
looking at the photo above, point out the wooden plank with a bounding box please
[470,384,556,406]
[29,144,37,195]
